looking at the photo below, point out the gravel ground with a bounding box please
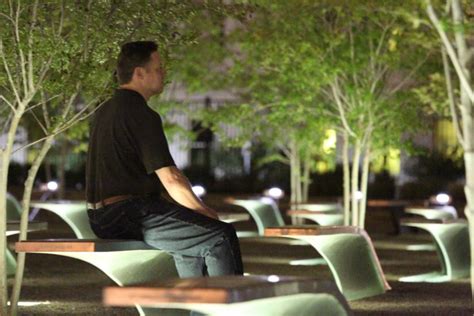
[7,195,472,315]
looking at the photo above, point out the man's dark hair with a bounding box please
[116,41,158,85]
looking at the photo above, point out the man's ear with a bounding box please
[134,67,146,80]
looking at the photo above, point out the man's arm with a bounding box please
[156,166,219,220]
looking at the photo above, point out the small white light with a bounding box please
[46,181,58,192]
[265,187,284,200]
[354,191,363,200]
[435,193,451,205]
[8,301,51,307]
[192,185,206,198]
[267,275,280,283]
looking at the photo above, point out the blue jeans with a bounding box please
[87,195,243,277]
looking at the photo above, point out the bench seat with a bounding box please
[404,206,457,220]
[265,225,390,300]
[399,218,470,282]
[7,221,47,276]
[16,239,178,315]
[103,275,352,316]
[31,200,95,238]
[287,210,344,226]
[16,239,177,285]
[31,200,248,239]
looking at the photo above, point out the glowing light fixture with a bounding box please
[435,193,451,205]
[264,187,284,200]
[46,181,58,192]
[354,191,363,200]
[267,275,280,283]
[8,301,51,307]
[192,185,206,198]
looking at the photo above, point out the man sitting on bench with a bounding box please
[86,41,243,278]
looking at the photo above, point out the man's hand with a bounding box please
[156,166,219,220]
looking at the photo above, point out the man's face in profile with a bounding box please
[143,51,166,96]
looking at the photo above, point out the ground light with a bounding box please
[192,185,206,198]
[8,301,51,307]
[46,181,58,192]
[263,187,284,200]
[428,192,452,206]
[267,275,280,283]
[30,180,59,220]
[434,193,451,205]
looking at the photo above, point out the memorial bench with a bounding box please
[103,275,352,316]
[227,198,285,236]
[31,200,96,238]
[264,225,390,301]
[7,221,47,276]
[290,203,343,212]
[16,239,178,315]
[228,198,344,238]
[399,218,470,282]
[7,193,22,221]
[287,210,344,226]
[228,198,345,265]
[31,200,249,239]
[288,203,343,225]
[404,206,458,220]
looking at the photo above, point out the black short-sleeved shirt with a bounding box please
[86,88,175,204]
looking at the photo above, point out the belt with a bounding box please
[87,194,134,210]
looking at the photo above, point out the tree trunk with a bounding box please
[351,139,362,226]
[450,0,474,304]
[342,131,351,225]
[0,109,25,314]
[58,137,67,199]
[359,144,371,228]
[9,136,54,316]
[295,149,302,205]
[302,151,311,203]
[290,147,297,207]
[0,153,9,316]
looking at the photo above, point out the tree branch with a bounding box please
[330,82,356,137]
[0,95,16,114]
[387,54,429,95]
[0,39,21,105]
[442,47,465,146]
[426,0,474,103]
[27,0,39,91]
[13,1,28,97]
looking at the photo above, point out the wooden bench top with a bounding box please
[103,275,340,305]
[15,239,155,253]
[367,199,415,207]
[400,218,468,225]
[287,210,341,216]
[265,225,362,237]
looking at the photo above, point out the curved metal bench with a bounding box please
[7,193,22,221]
[30,200,96,238]
[399,218,470,282]
[6,221,47,276]
[229,198,285,236]
[405,206,458,220]
[287,210,344,226]
[103,275,352,316]
[265,226,390,301]
[31,200,249,239]
[291,203,343,212]
[16,239,178,316]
